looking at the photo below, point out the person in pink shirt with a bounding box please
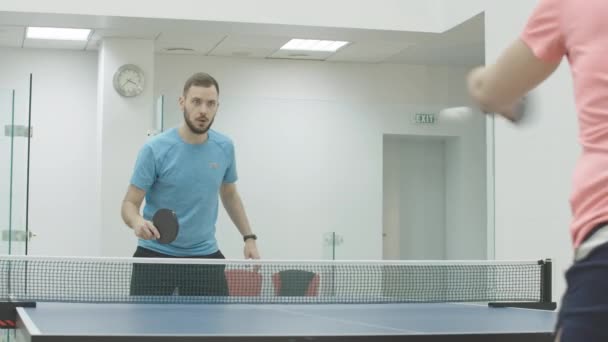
[467,0,608,340]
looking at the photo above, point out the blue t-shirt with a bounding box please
[129,127,238,256]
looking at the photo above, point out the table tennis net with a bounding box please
[0,256,551,305]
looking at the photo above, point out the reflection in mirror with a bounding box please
[0,11,488,261]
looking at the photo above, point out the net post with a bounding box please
[541,258,553,305]
[488,259,556,311]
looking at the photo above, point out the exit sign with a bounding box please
[414,113,436,124]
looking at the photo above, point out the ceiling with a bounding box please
[0,11,484,66]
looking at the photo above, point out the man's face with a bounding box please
[179,85,219,135]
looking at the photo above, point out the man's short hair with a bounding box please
[183,72,220,96]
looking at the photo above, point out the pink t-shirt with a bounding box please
[521,0,608,248]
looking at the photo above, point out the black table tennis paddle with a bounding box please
[152,208,179,244]
[494,93,535,125]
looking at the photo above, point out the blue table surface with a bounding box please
[20,302,558,337]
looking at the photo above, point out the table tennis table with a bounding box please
[0,256,558,342]
[13,301,557,342]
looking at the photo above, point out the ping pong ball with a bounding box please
[438,107,475,123]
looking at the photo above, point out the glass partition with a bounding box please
[322,232,337,260]
[11,78,32,258]
[0,89,15,256]
[0,78,32,259]
[0,76,33,342]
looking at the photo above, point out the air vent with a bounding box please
[164,47,195,52]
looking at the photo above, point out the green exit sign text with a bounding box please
[414,113,436,124]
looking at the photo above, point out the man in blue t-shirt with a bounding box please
[121,72,260,296]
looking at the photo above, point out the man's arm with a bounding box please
[467,39,561,120]
[121,184,159,240]
[220,182,260,259]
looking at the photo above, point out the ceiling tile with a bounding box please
[155,32,226,55]
[208,34,290,58]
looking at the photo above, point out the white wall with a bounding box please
[96,38,156,257]
[0,47,100,256]
[447,121,487,259]
[439,0,484,31]
[156,55,472,115]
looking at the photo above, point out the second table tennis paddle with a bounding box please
[439,94,535,126]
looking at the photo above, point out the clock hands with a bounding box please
[121,78,138,87]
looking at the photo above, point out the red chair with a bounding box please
[225,269,262,296]
[272,270,319,296]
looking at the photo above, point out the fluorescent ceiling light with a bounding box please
[280,39,349,52]
[26,27,91,41]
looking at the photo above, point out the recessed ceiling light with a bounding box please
[280,39,349,52]
[26,27,91,41]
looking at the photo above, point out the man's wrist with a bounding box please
[243,234,257,242]
[128,215,143,230]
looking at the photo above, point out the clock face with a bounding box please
[113,64,145,97]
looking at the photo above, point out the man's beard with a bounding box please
[184,110,214,135]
